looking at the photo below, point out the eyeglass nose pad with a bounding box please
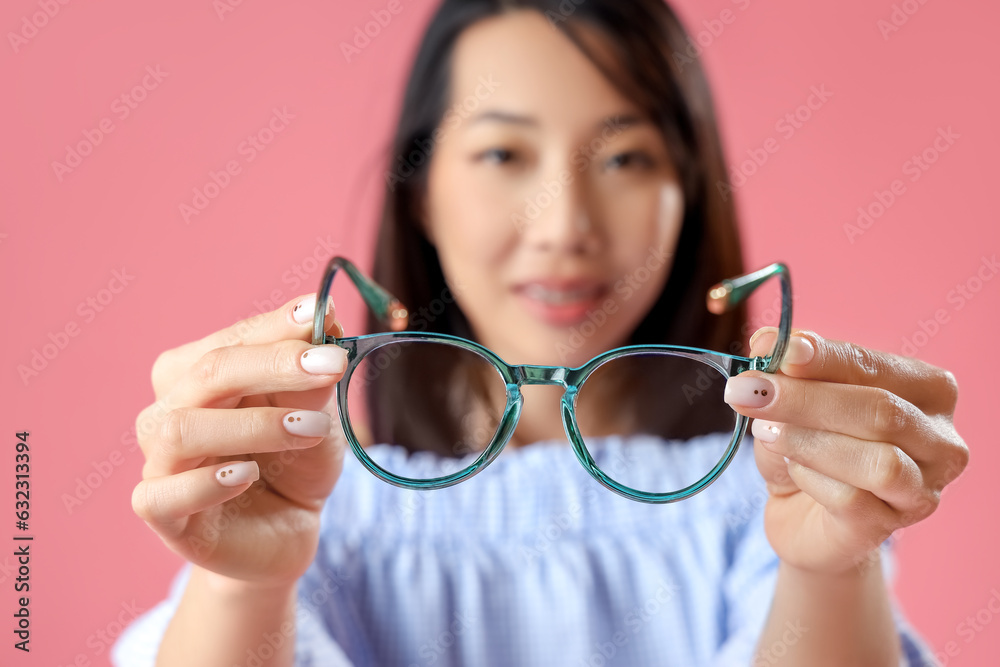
[558,389,582,435]
[475,389,523,466]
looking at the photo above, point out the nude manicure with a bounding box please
[300,346,347,374]
[724,376,775,408]
[282,410,331,437]
[292,294,332,325]
[751,419,782,443]
[215,461,259,487]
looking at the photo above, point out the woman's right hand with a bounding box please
[131,293,348,589]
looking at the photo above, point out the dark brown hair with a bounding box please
[365,0,747,455]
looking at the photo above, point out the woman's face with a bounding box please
[423,10,684,367]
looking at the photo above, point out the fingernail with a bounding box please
[292,294,332,325]
[300,346,348,374]
[216,461,259,487]
[749,328,777,355]
[724,376,775,408]
[782,336,815,366]
[282,410,331,437]
[752,419,782,444]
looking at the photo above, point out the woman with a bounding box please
[114,0,966,664]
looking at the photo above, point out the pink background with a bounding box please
[2,0,998,665]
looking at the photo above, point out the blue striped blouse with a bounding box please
[113,434,936,666]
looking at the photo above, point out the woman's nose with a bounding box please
[516,167,602,255]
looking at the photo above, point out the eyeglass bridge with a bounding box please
[513,365,569,386]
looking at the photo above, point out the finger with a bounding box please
[751,431,798,496]
[153,293,342,398]
[135,399,173,458]
[132,460,260,540]
[750,419,937,518]
[164,340,348,410]
[780,462,899,555]
[724,371,952,465]
[749,327,958,416]
[143,407,333,477]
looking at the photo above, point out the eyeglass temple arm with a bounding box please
[706,262,792,374]
[312,256,410,345]
[313,257,792,370]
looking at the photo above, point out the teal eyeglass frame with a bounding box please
[312,256,792,504]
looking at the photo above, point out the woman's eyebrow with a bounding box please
[466,111,649,131]
[467,110,538,127]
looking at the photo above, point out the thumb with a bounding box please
[749,326,779,358]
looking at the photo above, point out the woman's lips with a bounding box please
[514,280,608,327]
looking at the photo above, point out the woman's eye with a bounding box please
[477,148,516,165]
[604,151,654,171]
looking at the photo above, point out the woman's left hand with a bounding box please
[724,327,969,575]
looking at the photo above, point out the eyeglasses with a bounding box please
[311,257,791,504]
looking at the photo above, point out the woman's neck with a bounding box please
[509,385,570,447]
[508,383,629,448]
